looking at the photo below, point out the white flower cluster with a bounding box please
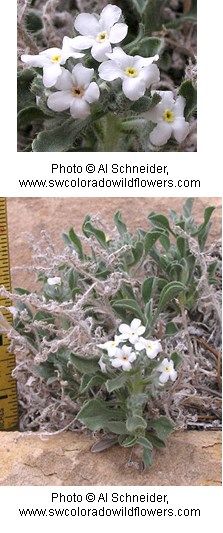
[21,4,189,144]
[98,318,177,384]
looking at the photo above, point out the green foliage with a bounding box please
[10,199,217,469]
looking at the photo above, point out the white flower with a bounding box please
[21,37,85,88]
[111,345,136,371]
[135,338,162,359]
[146,90,190,146]
[97,335,122,357]
[47,276,61,286]
[98,47,160,101]
[119,318,145,344]
[71,4,128,62]
[157,358,177,383]
[47,64,100,120]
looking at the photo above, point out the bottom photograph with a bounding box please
[0,197,221,486]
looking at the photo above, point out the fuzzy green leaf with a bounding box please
[157,281,186,314]
[76,398,124,431]
[106,373,129,393]
[68,228,83,258]
[112,299,145,322]
[142,278,157,304]
[126,415,147,433]
[142,447,153,467]
[164,322,179,336]
[179,80,197,119]
[32,111,104,152]
[147,416,174,440]
[148,213,174,234]
[79,373,106,393]
[105,421,128,435]
[70,353,100,375]
[114,211,128,236]
[144,230,165,253]
[137,435,153,450]
[131,37,164,58]
[82,215,107,248]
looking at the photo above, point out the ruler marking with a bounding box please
[0,198,18,430]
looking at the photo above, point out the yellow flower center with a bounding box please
[51,54,62,63]
[164,365,170,372]
[96,31,108,43]
[71,86,84,98]
[125,67,138,78]
[163,109,174,123]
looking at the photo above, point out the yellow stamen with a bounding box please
[51,54,62,63]
[125,67,138,78]
[96,31,108,43]
[163,109,174,123]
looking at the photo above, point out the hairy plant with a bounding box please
[0,199,221,467]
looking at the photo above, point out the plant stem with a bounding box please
[101,113,121,152]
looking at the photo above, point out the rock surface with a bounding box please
[0,430,221,486]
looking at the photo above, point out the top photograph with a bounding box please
[17,0,197,152]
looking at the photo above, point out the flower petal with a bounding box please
[84,82,100,103]
[134,54,159,69]
[172,117,190,143]
[106,47,130,68]
[72,64,94,88]
[122,77,146,101]
[70,35,95,50]
[140,64,160,88]
[130,318,142,330]
[109,23,128,43]
[119,324,130,335]
[21,53,49,67]
[74,13,99,36]
[149,122,172,146]
[174,95,186,117]
[99,59,123,80]
[91,41,112,62]
[70,98,90,119]
[159,372,169,383]
[55,68,73,90]
[47,90,73,111]
[99,4,122,29]
[43,64,62,87]
[61,36,85,60]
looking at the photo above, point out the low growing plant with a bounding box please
[0,199,220,468]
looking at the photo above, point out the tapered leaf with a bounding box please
[147,416,174,439]
[77,398,124,431]
[114,211,128,236]
[157,281,186,314]
[79,373,107,393]
[106,373,129,393]
[126,415,147,433]
[70,353,100,375]
[32,111,104,152]
[112,299,145,322]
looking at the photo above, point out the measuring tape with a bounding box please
[0,198,18,430]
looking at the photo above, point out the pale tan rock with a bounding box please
[0,431,221,486]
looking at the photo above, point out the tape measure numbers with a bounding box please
[0,198,18,430]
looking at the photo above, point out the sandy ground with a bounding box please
[7,197,221,290]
